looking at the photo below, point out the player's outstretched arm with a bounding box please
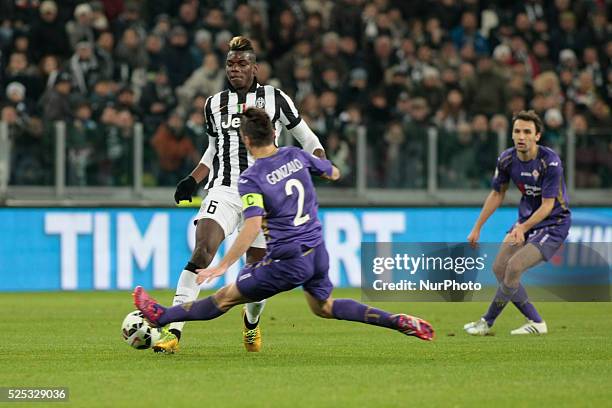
[196,216,262,284]
[468,187,507,245]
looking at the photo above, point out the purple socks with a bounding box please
[484,283,543,327]
[331,299,396,329]
[483,283,518,326]
[158,296,225,327]
[512,284,543,323]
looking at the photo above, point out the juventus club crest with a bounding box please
[255,97,265,108]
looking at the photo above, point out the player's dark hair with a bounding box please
[229,36,254,52]
[240,108,274,147]
[512,110,543,134]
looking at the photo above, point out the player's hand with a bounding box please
[508,224,526,245]
[467,228,480,248]
[196,264,228,284]
[174,175,197,203]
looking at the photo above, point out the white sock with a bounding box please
[245,299,266,324]
[169,270,201,333]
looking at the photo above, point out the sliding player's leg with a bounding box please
[302,243,434,341]
[134,282,250,329]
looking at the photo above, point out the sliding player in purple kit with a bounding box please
[464,110,571,335]
[133,108,434,342]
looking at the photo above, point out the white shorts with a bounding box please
[194,187,266,249]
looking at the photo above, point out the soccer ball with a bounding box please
[121,311,161,349]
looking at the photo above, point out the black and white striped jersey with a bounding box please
[202,81,302,190]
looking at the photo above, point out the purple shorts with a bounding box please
[509,221,570,261]
[235,243,333,302]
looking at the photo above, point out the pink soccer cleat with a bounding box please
[394,314,435,341]
[132,286,166,327]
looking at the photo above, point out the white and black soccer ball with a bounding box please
[121,311,161,350]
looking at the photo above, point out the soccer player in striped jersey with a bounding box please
[464,110,571,336]
[154,36,325,353]
[133,108,434,346]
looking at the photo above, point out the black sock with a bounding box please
[244,313,259,330]
[169,328,182,341]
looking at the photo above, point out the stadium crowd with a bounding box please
[0,0,610,188]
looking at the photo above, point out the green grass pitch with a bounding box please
[2,289,611,407]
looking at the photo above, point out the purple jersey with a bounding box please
[238,147,333,258]
[492,146,571,229]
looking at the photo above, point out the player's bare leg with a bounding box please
[303,292,434,341]
[156,219,225,353]
[243,247,266,352]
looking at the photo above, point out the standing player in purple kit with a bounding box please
[133,108,435,343]
[464,110,571,335]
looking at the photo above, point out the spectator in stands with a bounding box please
[185,109,207,153]
[542,107,565,153]
[97,107,134,186]
[2,51,41,99]
[69,41,101,94]
[67,101,99,185]
[451,11,489,56]
[269,8,298,61]
[5,81,32,118]
[176,53,224,112]
[314,32,349,84]
[95,31,115,80]
[40,72,72,122]
[434,88,468,133]
[140,70,176,132]
[162,26,194,88]
[413,66,445,114]
[28,1,69,61]
[550,12,587,60]
[383,121,406,188]
[150,110,198,186]
[326,131,353,186]
[144,33,165,73]
[114,27,148,81]
[190,30,213,67]
[66,3,95,49]
[400,97,430,189]
[116,86,142,120]
[464,55,508,116]
[38,54,60,91]
[365,35,396,88]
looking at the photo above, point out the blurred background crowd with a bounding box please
[0,0,611,189]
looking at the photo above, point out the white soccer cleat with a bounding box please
[464,318,491,335]
[510,320,548,335]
